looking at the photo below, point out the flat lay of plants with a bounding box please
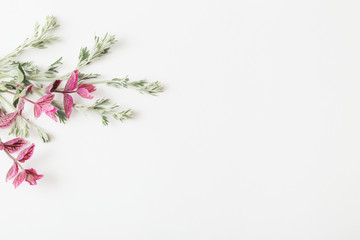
[0,16,162,188]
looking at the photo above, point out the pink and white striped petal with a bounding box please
[13,171,26,188]
[16,143,35,163]
[6,163,18,182]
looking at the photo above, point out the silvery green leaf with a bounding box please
[17,64,25,84]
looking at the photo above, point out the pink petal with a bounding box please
[46,111,58,122]
[63,93,73,118]
[34,104,42,118]
[13,171,26,188]
[25,168,43,185]
[35,104,58,121]
[25,168,43,179]
[25,174,37,185]
[35,94,55,106]
[16,143,35,163]
[43,105,58,122]
[6,163,18,182]
[64,70,79,91]
[4,138,27,153]
[46,80,62,94]
[76,88,94,99]
[78,84,96,93]
[42,104,56,112]
[0,112,17,129]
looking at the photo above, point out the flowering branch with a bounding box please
[0,16,162,188]
[0,16,59,63]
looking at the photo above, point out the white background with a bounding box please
[0,0,359,239]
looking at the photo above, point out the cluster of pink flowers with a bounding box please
[46,70,96,118]
[0,70,96,188]
[0,138,42,188]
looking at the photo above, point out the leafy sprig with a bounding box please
[91,77,163,95]
[0,16,162,188]
[0,16,59,63]
[77,34,117,69]
[75,99,133,126]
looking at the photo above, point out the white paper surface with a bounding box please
[0,0,359,239]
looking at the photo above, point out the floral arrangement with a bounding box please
[0,16,162,188]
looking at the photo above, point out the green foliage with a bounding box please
[9,117,30,138]
[44,57,63,78]
[52,101,67,124]
[35,125,50,143]
[78,72,101,80]
[13,61,40,77]
[76,98,133,126]
[0,16,161,143]
[30,16,59,49]
[17,64,25,84]
[0,16,59,62]
[107,77,163,95]
[77,33,117,68]
[0,16,164,187]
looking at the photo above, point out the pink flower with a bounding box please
[12,168,43,188]
[34,94,58,122]
[1,140,40,188]
[0,138,27,153]
[24,168,43,186]
[76,84,96,99]
[46,70,96,118]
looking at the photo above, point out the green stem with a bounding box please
[28,71,72,82]
[86,80,111,85]
[28,77,55,82]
